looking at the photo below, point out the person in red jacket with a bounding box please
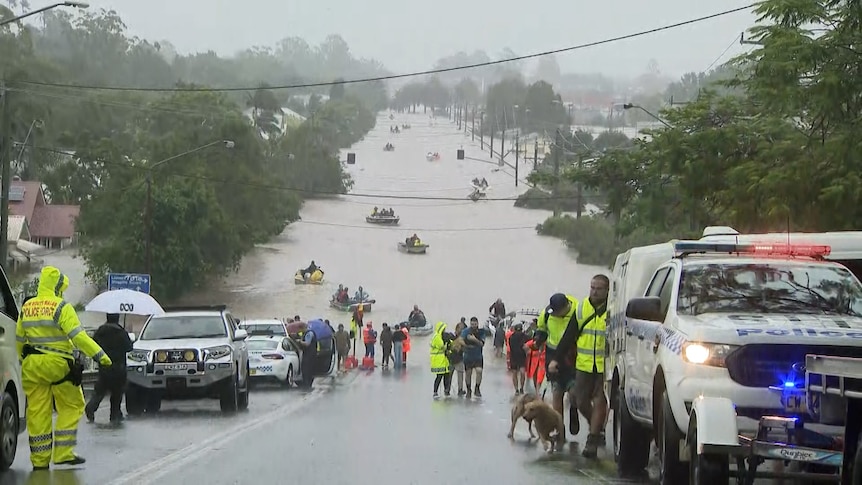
[524,336,546,394]
[363,322,377,358]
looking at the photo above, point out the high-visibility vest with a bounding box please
[574,298,608,374]
[537,295,578,349]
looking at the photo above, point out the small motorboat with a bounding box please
[401,124,411,130]
[383,144,395,152]
[468,189,487,202]
[397,242,429,254]
[329,298,376,313]
[402,320,433,336]
[366,214,400,225]
[294,269,325,285]
[426,152,440,162]
[471,177,490,190]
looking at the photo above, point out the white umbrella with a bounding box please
[85,289,165,316]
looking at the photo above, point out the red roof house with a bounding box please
[8,179,80,250]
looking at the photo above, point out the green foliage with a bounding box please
[513,187,583,212]
[11,275,39,304]
[544,0,862,261]
[1,4,380,300]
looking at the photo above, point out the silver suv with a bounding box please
[125,305,250,414]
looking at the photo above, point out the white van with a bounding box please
[0,270,26,471]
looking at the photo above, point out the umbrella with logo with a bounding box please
[84,289,165,316]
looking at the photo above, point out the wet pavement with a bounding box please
[5,345,647,485]
[1,114,640,484]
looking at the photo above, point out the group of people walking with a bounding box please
[429,316,488,398]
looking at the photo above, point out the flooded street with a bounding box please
[180,111,605,323]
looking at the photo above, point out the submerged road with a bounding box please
[3,343,651,485]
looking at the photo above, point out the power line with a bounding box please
[294,220,535,232]
[16,6,754,93]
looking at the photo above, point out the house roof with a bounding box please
[9,181,44,221]
[29,205,79,239]
[6,215,27,241]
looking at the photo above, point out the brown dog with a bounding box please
[522,400,565,453]
[508,393,539,439]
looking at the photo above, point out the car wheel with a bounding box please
[125,385,145,416]
[615,384,650,477]
[283,366,294,388]
[688,412,729,485]
[237,367,249,411]
[0,392,18,471]
[659,390,687,485]
[220,372,239,413]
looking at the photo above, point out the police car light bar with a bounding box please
[673,242,831,258]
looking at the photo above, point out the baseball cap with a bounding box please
[548,293,569,315]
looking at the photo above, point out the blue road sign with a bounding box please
[108,273,151,294]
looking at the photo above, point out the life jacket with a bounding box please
[505,328,514,366]
[363,326,376,344]
[401,328,411,352]
[525,339,546,386]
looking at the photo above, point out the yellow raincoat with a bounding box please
[16,266,110,467]
[429,322,450,375]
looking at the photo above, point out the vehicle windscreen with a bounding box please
[241,323,286,336]
[247,340,280,350]
[678,262,862,316]
[140,316,227,340]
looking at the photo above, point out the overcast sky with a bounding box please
[31,0,757,79]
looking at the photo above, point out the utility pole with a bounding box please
[144,174,153,274]
[499,129,505,166]
[480,117,484,150]
[463,104,468,133]
[489,129,494,159]
[515,137,519,187]
[457,107,462,130]
[0,80,11,272]
[576,153,583,219]
[471,109,475,142]
[553,128,561,217]
[533,140,538,172]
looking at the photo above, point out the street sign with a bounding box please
[107,273,151,294]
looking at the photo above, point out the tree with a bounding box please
[452,78,481,105]
[329,79,346,100]
[534,55,561,87]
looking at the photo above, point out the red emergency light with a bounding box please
[745,243,831,258]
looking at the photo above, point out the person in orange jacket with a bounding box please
[399,323,411,367]
[363,322,377,358]
[524,336,546,394]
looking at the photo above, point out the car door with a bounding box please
[627,266,670,420]
[0,271,19,404]
[281,337,300,370]
[225,313,247,380]
[642,265,678,422]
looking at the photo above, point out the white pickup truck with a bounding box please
[607,227,862,484]
[0,273,25,472]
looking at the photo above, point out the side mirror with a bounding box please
[234,317,241,325]
[128,332,136,343]
[233,329,248,341]
[626,297,663,322]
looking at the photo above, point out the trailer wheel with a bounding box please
[614,384,650,477]
[659,390,687,485]
[687,412,729,485]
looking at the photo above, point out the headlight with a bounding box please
[155,351,168,363]
[184,350,196,362]
[682,343,738,367]
[204,345,232,361]
[127,350,151,363]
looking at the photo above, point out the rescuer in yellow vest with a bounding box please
[16,266,112,470]
[550,274,609,459]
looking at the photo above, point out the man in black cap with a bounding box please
[85,313,133,424]
[532,292,578,447]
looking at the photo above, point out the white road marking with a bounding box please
[107,388,325,485]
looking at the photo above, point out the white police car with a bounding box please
[608,233,862,483]
[247,335,301,387]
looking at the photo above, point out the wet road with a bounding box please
[2,114,637,484]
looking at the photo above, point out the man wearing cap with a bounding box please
[533,292,578,446]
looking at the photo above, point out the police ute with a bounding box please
[608,227,862,484]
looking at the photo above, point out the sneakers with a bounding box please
[433,391,439,397]
[32,465,49,471]
[56,455,86,466]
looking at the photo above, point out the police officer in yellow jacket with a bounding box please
[16,266,112,470]
[553,274,609,458]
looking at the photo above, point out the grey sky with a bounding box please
[35,0,756,78]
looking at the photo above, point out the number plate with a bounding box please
[783,391,807,414]
[249,369,257,375]
[162,364,190,371]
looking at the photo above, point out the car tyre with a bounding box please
[614,384,650,477]
[659,390,687,485]
[0,392,18,471]
[125,384,145,416]
[688,412,729,485]
[237,367,249,411]
[144,391,161,414]
[283,365,294,388]
[220,372,239,413]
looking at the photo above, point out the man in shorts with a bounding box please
[506,323,529,394]
[534,293,578,445]
[461,316,485,398]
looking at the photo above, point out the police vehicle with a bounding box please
[608,227,862,483]
[125,305,250,414]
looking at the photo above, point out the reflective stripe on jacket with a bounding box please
[574,298,608,373]
[16,266,106,362]
[536,295,578,349]
[429,322,450,374]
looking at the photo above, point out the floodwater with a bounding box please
[178,111,606,324]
